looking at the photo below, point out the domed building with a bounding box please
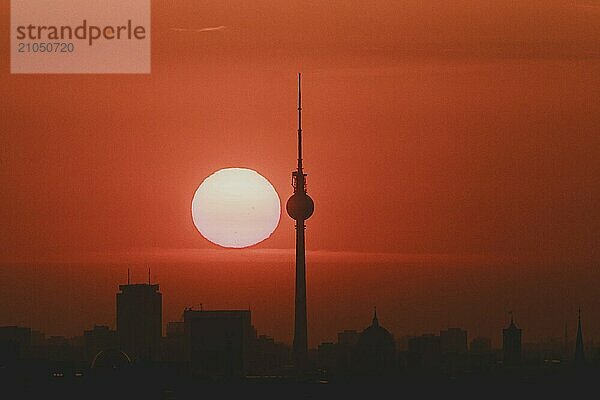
[352,309,396,377]
[90,349,132,370]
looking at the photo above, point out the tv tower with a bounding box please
[286,73,314,369]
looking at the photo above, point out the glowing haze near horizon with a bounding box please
[0,1,599,345]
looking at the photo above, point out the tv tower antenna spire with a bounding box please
[297,73,303,173]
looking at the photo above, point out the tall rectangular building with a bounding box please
[116,283,162,362]
[183,309,253,380]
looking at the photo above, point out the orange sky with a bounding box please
[1,1,599,346]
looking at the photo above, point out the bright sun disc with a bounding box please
[191,168,281,248]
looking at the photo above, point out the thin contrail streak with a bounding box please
[169,25,227,33]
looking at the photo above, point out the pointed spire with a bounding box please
[575,307,585,365]
[372,307,379,327]
[508,311,515,327]
[297,72,303,173]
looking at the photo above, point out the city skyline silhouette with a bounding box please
[1,78,598,387]
[2,0,599,391]
[1,272,596,385]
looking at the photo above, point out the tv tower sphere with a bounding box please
[286,191,314,221]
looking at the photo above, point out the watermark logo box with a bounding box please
[11,0,150,74]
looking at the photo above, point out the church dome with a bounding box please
[352,309,396,376]
[356,310,395,351]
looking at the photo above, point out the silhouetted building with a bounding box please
[469,337,493,373]
[30,330,45,346]
[528,337,567,366]
[29,330,46,360]
[470,337,492,355]
[338,330,360,347]
[337,330,360,374]
[441,328,468,355]
[317,342,337,374]
[184,309,254,381]
[162,321,186,364]
[83,325,117,363]
[286,73,315,370]
[43,335,85,376]
[574,308,585,366]
[407,334,442,371]
[46,336,72,361]
[314,330,364,380]
[396,335,411,370]
[167,321,184,337]
[0,326,31,365]
[352,310,396,377]
[248,334,290,376]
[116,281,162,362]
[502,314,522,367]
[90,349,132,370]
[440,328,468,376]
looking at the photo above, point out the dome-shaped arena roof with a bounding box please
[91,349,132,370]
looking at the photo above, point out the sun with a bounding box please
[191,168,281,248]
